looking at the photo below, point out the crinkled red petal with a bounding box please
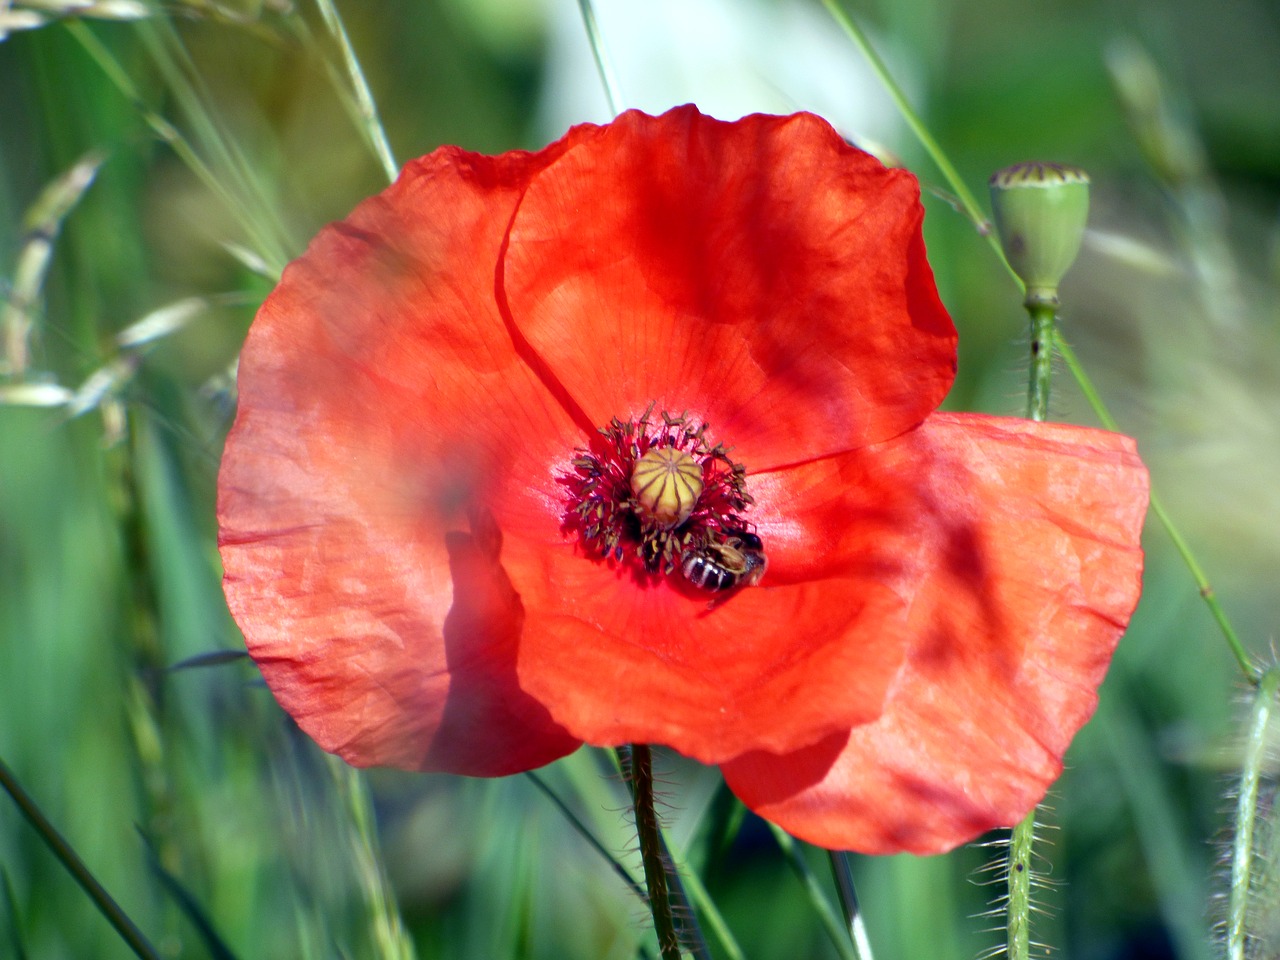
[720,413,1150,854]
[501,106,957,471]
[218,144,591,776]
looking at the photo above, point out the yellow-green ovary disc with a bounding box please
[630,447,704,530]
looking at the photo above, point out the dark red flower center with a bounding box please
[564,407,763,588]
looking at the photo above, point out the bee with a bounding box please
[680,530,767,592]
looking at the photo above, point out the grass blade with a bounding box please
[768,823,858,960]
[312,0,398,183]
[141,833,242,960]
[525,770,646,902]
[0,755,162,960]
[2,870,30,960]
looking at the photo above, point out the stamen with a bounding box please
[562,408,761,585]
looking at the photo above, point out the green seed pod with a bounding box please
[989,162,1090,307]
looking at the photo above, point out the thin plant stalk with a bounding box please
[140,18,296,261]
[768,824,857,960]
[1025,304,1055,423]
[1054,337,1254,679]
[989,263,1053,960]
[829,850,875,960]
[525,771,647,902]
[577,0,624,117]
[820,0,995,246]
[312,0,398,183]
[820,0,1251,681]
[0,756,162,960]
[142,20,274,217]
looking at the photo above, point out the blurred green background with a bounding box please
[2,0,1279,958]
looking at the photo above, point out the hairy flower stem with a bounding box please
[1228,667,1280,960]
[1006,287,1054,960]
[1007,811,1035,960]
[1025,301,1056,423]
[621,745,683,960]
[0,756,162,960]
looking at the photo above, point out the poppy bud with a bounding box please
[989,162,1090,307]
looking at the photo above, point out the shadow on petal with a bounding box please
[429,506,581,777]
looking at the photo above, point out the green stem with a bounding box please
[604,751,715,959]
[1006,811,1035,960]
[1025,302,1056,422]
[621,745,683,960]
[1009,283,1052,960]
[0,756,162,960]
[1228,667,1280,960]
[525,772,647,902]
[828,851,875,960]
[820,0,995,246]
[767,824,857,960]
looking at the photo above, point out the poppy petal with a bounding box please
[218,145,590,776]
[720,412,1149,854]
[501,106,957,472]
[501,513,912,763]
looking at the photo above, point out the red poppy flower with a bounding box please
[217,106,1149,855]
